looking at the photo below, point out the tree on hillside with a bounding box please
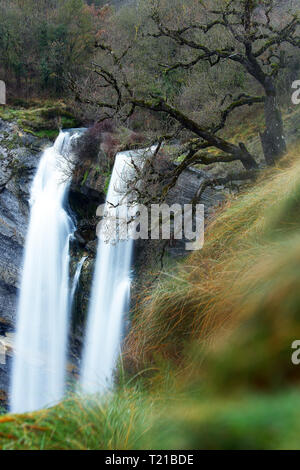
[71,0,300,199]
[148,0,300,165]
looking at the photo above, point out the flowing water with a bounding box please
[11,134,152,409]
[10,131,77,413]
[80,150,138,394]
[70,256,87,303]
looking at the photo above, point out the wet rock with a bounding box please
[0,119,45,328]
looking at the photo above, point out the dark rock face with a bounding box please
[168,164,224,208]
[0,356,12,411]
[0,120,43,326]
[134,165,226,260]
[68,154,106,336]
[0,242,21,326]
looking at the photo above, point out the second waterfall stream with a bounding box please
[80,150,137,394]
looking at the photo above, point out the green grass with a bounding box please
[103,170,112,195]
[0,388,151,450]
[0,101,80,140]
[1,386,300,450]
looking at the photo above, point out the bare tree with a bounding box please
[70,0,300,200]
[148,0,300,164]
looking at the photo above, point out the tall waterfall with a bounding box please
[80,151,137,394]
[10,131,77,413]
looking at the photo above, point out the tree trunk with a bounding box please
[260,81,287,165]
[238,143,259,170]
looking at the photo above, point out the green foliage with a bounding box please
[147,390,300,450]
[0,386,300,450]
[81,169,90,186]
[1,0,300,451]
[0,102,80,139]
[103,170,112,195]
[0,0,97,95]
[0,387,150,450]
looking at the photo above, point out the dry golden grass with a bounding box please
[124,142,300,387]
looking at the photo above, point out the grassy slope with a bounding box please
[2,130,300,449]
[0,101,80,139]
[126,141,300,371]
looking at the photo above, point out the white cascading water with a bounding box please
[10,131,77,413]
[80,151,138,394]
[70,256,87,303]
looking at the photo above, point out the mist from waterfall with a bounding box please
[80,151,137,394]
[10,131,77,414]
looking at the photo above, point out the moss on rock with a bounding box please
[0,101,81,140]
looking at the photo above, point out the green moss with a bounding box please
[103,171,112,195]
[1,384,300,450]
[1,134,22,150]
[81,170,90,186]
[60,116,79,129]
[0,101,81,140]
[32,129,59,140]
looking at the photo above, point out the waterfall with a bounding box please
[70,256,87,303]
[80,151,138,394]
[10,131,77,413]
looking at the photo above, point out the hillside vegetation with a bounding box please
[1,138,300,449]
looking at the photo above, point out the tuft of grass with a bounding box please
[0,388,152,450]
[1,386,300,450]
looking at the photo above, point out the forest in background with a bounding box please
[1,0,299,177]
[1,0,299,127]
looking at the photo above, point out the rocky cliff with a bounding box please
[0,120,45,327]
